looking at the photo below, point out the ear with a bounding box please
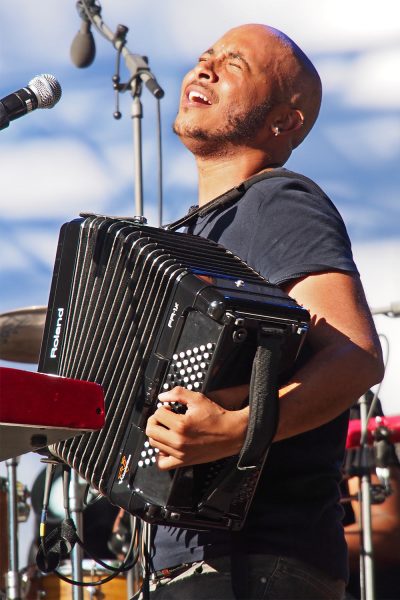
[271,109,304,137]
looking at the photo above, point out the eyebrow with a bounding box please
[202,48,251,70]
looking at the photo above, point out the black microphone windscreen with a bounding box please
[70,22,96,68]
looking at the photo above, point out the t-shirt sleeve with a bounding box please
[246,177,359,285]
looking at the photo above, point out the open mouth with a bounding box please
[187,90,212,105]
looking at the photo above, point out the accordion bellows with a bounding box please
[38,214,309,530]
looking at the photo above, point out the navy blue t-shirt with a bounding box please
[152,169,358,582]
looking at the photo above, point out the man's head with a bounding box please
[173,24,322,164]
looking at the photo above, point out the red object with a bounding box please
[346,415,400,448]
[0,366,105,460]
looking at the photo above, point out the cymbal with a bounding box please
[0,306,47,364]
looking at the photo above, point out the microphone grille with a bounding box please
[28,74,62,109]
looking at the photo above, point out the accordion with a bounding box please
[38,214,309,531]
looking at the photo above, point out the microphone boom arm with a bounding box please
[78,0,164,217]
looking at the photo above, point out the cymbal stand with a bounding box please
[5,456,21,600]
[69,469,85,600]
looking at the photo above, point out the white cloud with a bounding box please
[345,48,400,109]
[0,227,60,278]
[164,149,197,190]
[1,0,399,70]
[352,240,400,417]
[0,139,118,219]
[12,228,60,270]
[319,47,400,109]
[134,0,400,55]
[0,240,28,271]
[324,116,400,165]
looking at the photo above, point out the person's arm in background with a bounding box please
[345,466,400,571]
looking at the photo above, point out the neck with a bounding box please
[195,150,280,206]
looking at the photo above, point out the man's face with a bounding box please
[173,26,279,153]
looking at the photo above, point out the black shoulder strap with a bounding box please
[164,167,323,232]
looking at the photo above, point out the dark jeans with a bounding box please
[144,555,345,600]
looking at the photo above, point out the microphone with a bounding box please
[0,74,62,131]
[371,300,400,317]
[70,1,96,68]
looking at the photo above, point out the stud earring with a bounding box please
[273,127,280,137]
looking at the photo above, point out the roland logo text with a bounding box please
[50,307,64,359]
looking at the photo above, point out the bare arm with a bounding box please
[275,271,384,440]
[146,271,384,469]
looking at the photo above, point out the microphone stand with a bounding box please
[358,394,376,600]
[80,1,164,219]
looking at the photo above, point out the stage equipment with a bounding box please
[25,559,127,599]
[371,301,400,317]
[0,366,105,599]
[346,415,400,449]
[38,214,309,532]
[0,306,47,364]
[70,1,98,68]
[0,472,30,597]
[70,1,164,222]
[0,74,61,131]
[0,367,105,461]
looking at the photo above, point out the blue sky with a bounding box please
[1,1,399,410]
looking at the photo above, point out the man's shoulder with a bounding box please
[246,167,327,198]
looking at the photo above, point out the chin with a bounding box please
[173,118,209,142]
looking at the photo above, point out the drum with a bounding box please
[24,560,127,599]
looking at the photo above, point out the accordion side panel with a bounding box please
[57,219,122,467]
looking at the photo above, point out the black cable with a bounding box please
[80,0,109,42]
[39,461,58,541]
[38,464,140,587]
[50,518,140,587]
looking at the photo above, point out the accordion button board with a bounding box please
[38,214,310,531]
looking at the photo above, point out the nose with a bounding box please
[193,58,219,82]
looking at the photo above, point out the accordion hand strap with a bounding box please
[237,327,284,470]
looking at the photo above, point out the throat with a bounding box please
[197,157,279,206]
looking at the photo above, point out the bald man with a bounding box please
[144,25,383,599]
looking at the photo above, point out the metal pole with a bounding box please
[5,456,21,600]
[131,94,144,217]
[126,515,142,599]
[359,396,375,600]
[69,469,84,600]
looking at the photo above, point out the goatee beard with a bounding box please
[173,100,272,156]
